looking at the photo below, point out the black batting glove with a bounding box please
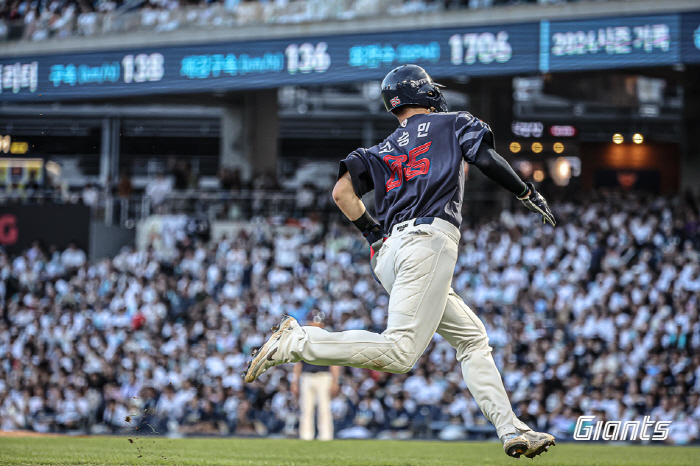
[352,213,387,286]
[362,224,387,246]
[517,182,556,227]
[352,210,387,245]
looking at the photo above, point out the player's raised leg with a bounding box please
[436,289,555,458]
[245,222,457,380]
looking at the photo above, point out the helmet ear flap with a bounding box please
[429,86,448,113]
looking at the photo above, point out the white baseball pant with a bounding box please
[277,217,527,438]
[299,372,334,441]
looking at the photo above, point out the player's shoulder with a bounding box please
[450,110,482,122]
[427,110,475,118]
[450,111,490,132]
[417,111,461,122]
[422,110,482,125]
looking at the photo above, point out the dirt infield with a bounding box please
[0,430,64,438]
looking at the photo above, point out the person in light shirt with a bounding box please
[291,315,340,441]
[145,172,173,208]
[60,243,86,269]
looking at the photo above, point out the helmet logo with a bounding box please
[409,78,430,88]
[390,97,401,107]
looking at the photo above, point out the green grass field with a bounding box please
[1,436,699,466]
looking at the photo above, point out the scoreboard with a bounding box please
[0,11,698,102]
[542,14,680,72]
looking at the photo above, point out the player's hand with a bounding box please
[518,182,556,226]
[362,223,387,246]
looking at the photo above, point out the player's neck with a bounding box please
[395,108,432,125]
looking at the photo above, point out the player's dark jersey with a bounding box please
[339,111,492,231]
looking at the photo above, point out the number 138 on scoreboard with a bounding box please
[122,53,165,84]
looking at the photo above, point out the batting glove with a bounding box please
[518,182,556,227]
[352,211,387,246]
[363,224,387,247]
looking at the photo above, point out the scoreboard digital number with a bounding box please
[449,32,512,66]
[285,42,331,74]
[122,53,165,83]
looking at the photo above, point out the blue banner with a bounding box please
[0,11,697,102]
[543,14,681,72]
[681,12,700,64]
[0,23,539,102]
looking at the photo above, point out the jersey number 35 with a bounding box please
[383,141,432,192]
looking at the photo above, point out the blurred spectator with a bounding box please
[292,318,340,441]
[145,172,172,208]
[60,241,86,268]
[117,171,133,199]
[0,189,699,444]
[295,183,317,218]
[82,183,98,207]
[0,0,631,45]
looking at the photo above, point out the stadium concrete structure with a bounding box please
[0,0,699,194]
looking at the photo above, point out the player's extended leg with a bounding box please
[246,222,458,378]
[436,289,517,437]
[436,289,554,458]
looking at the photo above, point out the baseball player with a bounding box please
[245,64,556,459]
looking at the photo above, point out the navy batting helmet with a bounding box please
[380,64,448,113]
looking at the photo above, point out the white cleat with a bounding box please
[243,315,298,383]
[503,429,556,459]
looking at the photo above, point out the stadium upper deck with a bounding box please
[1,0,698,57]
[0,0,698,102]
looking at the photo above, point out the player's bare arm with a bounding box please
[332,172,365,221]
[333,172,386,246]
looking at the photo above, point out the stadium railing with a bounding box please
[2,0,411,42]
[1,0,632,43]
[0,188,509,226]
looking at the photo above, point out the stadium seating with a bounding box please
[0,0,624,43]
[1,189,698,443]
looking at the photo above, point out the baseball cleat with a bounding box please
[243,315,297,383]
[503,430,555,459]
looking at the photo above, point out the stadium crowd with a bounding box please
[1,189,699,444]
[0,0,626,42]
